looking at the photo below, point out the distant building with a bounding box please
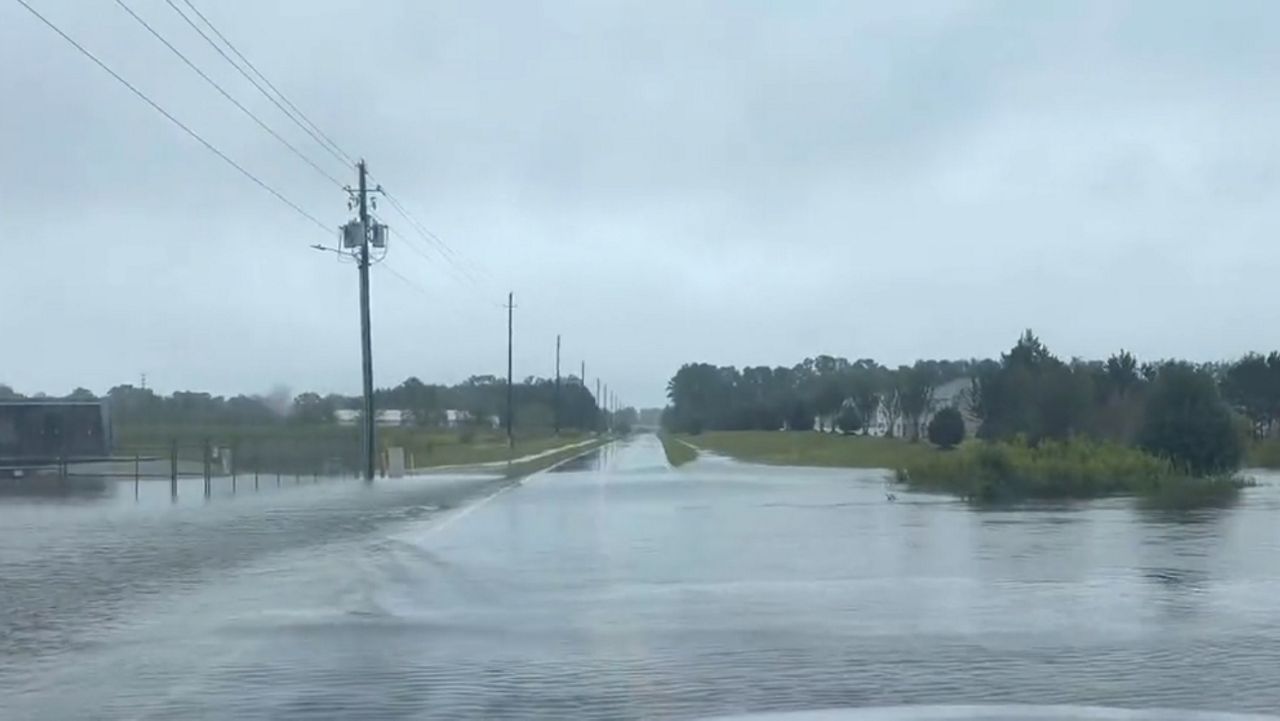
[333,409,415,427]
[0,400,113,467]
[922,377,980,437]
[441,409,501,429]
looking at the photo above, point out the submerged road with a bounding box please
[3,435,1280,719]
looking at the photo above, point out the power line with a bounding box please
[178,0,354,166]
[12,0,331,234]
[385,225,474,288]
[162,0,490,290]
[375,261,436,299]
[378,189,489,284]
[112,0,344,189]
[164,0,350,168]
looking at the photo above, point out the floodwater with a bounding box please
[3,435,1280,720]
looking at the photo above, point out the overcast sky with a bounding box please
[3,0,1279,407]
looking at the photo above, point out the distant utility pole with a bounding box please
[554,334,562,436]
[595,378,601,430]
[505,291,515,448]
[604,382,609,431]
[580,361,585,387]
[333,159,386,481]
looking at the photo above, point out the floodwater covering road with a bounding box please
[3,434,1280,720]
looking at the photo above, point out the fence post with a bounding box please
[170,439,178,501]
[254,440,260,491]
[203,439,212,498]
[134,453,140,499]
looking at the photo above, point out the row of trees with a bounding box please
[663,331,1270,474]
[662,356,983,437]
[2,376,610,433]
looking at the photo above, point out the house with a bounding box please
[842,377,978,439]
[333,409,414,427]
[442,409,501,429]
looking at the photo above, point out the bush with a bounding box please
[1138,364,1242,475]
[836,406,862,435]
[927,407,965,449]
[902,438,1183,501]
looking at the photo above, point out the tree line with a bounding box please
[1,376,610,432]
[664,330,1279,475]
[662,356,985,438]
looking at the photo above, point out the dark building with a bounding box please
[0,401,113,467]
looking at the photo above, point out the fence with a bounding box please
[53,434,366,498]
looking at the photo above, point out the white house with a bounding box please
[333,409,415,427]
[840,377,977,439]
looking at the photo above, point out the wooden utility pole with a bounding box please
[505,292,515,448]
[554,334,562,435]
[356,160,376,481]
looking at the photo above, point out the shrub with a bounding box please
[836,406,862,435]
[927,407,965,449]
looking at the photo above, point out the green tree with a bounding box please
[927,406,965,449]
[1106,350,1140,398]
[898,362,939,441]
[292,392,336,425]
[1138,363,1242,475]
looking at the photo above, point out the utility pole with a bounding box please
[595,378,601,432]
[505,292,515,448]
[334,159,385,481]
[356,160,376,481]
[580,361,585,387]
[604,382,609,432]
[554,334,562,436]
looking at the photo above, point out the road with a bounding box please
[3,435,1280,720]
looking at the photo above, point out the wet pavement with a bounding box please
[3,435,1280,720]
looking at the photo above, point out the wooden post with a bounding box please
[170,439,178,501]
[202,439,212,498]
[134,453,140,499]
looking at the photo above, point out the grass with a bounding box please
[901,438,1253,507]
[114,423,587,473]
[681,430,940,469]
[659,432,698,466]
[500,437,610,478]
[398,431,588,469]
[1245,438,1280,468]
[675,430,1251,508]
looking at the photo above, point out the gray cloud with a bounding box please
[3,0,1280,407]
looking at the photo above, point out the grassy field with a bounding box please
[114,423,588,472]
[405,432,589,469]
[659,432,698,466]
[499,437,610,478]
[1245,439,1280,468]
[682,430,941,469]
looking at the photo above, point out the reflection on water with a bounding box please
[2,435,1280,720]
